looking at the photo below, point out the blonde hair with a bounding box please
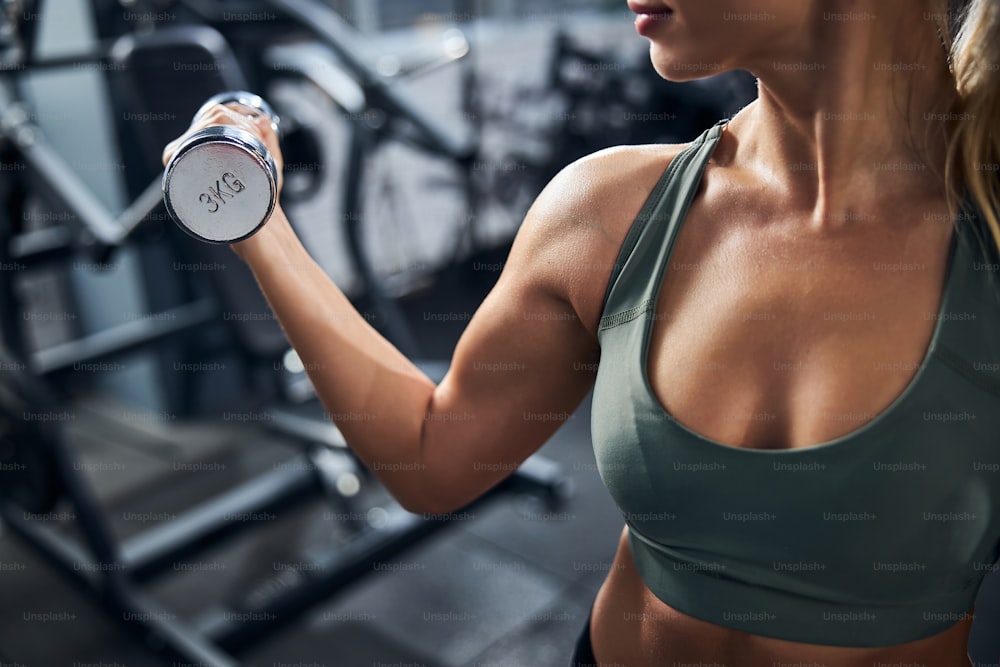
[944,0,1000,248]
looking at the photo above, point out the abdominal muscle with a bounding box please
[590,528,974,667]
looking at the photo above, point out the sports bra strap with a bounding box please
[599,120,726,330]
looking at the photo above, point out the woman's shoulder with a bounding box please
[510,142,692,334]
[525,142,691,245]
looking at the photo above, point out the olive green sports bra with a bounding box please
[592,120,1000,647]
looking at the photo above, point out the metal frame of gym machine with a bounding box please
[0,1,571,665]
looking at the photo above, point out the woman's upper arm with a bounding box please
[416,146,678,512]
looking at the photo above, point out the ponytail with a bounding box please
[944,0,1000,246]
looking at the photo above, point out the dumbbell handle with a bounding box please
[193,91,282,139]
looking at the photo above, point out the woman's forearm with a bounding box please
[237,208,439,509]
[161,103,601,516]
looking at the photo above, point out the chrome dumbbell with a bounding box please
[162,91,281,244]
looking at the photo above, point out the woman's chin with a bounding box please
[650,57,725,83]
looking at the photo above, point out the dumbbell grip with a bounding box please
[194,91,282,139]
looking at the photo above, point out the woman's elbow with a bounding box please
[392,490,468,517]
[381,475,469,517]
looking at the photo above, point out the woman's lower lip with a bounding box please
[634,11,672,36]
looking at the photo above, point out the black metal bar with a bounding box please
[0,141,33,359]
[24,45,114,70]
[504,453,576,507]
[203,502,436,648]
[0,500,105,589]
[49,424,126,573]
[18,0,45,68]
[112,176,164,243]
[122,457,319,580]
[200,459,569,649]
[9,225,75,262]
[115,584,239,667]
[266,408,348,449]
[32,299,216,375]
[0,499,238,667]
[7,119,126,247]
[7,178,158,262]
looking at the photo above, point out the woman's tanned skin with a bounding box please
[164,0,984,664]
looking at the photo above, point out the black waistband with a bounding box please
[568,610,597,667]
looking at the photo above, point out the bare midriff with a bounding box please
[589,529,974,667]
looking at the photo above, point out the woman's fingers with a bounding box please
[161,102,283,169]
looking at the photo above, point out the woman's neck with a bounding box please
[724,2,958,226]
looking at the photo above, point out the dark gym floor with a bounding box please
[0,404,618,667]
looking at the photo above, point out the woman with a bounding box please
[164,0,1000,664]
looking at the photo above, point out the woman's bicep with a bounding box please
[420,269,599,511]
[416,162,610,509]
[414,145,676,512]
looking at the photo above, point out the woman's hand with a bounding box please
[162,101,284,180]
[161,101,287,259]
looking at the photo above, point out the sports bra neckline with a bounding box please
[635,125,964,457]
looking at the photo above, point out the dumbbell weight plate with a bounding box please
[163,125,278,244]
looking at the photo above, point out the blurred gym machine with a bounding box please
[0,1,570,665]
